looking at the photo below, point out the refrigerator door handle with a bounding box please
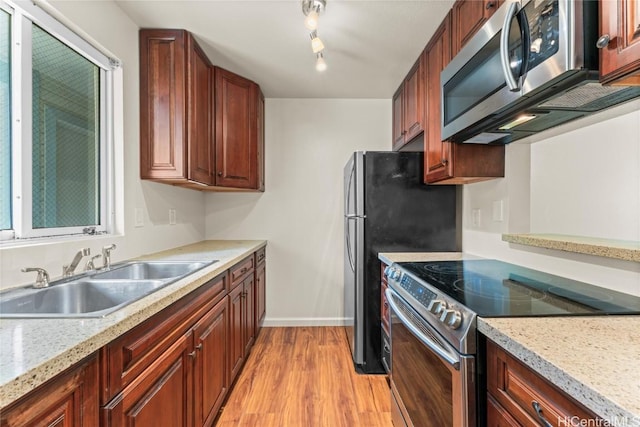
[345,214,365,219]
[345,219,355,272]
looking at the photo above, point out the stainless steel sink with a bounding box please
[0,260,217,318]
[91,261,211,281]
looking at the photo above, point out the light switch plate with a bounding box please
[134,208,144,228]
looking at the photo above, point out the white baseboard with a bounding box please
[262,317,348,327]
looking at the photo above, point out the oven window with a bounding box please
[392,321,453,426]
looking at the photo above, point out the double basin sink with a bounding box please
[0,260,217,318]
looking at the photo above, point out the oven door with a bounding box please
[386,288,475,427]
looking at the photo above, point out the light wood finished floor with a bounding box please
[216,327,392,427]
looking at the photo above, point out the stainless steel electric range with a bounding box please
[384,259,640,427]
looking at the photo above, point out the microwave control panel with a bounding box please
[525,0,559,70]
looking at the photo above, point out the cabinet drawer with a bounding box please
[101,273,227,404]
[486,340,600,427]
[230,256,254,286]
[487,394,521,427]
[255,247,266,265]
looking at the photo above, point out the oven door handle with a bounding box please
[386,289,461,369]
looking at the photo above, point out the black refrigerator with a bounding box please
[343,151,459,374]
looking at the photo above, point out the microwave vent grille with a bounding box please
[539,83,628,109]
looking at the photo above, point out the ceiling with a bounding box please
[114,0,455,98]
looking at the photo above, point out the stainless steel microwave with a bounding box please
[440,0,640,144]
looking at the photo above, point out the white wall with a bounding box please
[205,99,391,325]
[463,101,640,296]
[0,1,205,289]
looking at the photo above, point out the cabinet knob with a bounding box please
[485,1,496,9]
[217,172,223,177]
[195,343,203,351]
[188,350,197,359]
[441,158,448,165]
[596,34,610,49]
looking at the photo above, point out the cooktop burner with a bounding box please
[396,260,640,317]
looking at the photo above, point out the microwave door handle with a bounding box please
[500,1,521,92]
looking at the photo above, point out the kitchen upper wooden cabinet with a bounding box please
[0,354,98,427]
[139,29,213,186]
[140,29,265,191]
[423,12,505,184]
[392,55,425,151]
[486,339,603,427]
[452,0,502,55]
[599,0,640,85]
[215,67,263,190]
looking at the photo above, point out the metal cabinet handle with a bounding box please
[441,158,448,165]
[188,350,197,359]
[217,172,223,177]
[195,343,203,351]
[486,1,496,9]
[531,401,552,427]
[596,34,610,49]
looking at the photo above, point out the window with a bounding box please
[0,0,117,240]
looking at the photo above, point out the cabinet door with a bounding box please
[228,283,245,383]
[187,36,214,185]
[0,355,98,427]
[255,259,266,332]
[392,85,405,150]
[599,0,640,84]
[214,67,259,189]
[103,333,193,427]
[424,14,454,183]
[403,56,425,143]
[256,89,265,191]
[487,395,521,427]
[194,296,229,427]
[139,29,187,181]
[452,0,502,55]
[243,274,256,357]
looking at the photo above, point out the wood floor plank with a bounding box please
[216,326,392,426]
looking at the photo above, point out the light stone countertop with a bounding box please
[502,233,640,262]
[0,239,266,409]
[479,317,640,426]
[378,251,473,265]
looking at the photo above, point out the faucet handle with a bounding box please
[102,244,116,254]
[22,267,50,288]
[85,254,102,271]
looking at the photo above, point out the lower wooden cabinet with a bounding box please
[486,339,602,427]
[193,296,229,427]
[255,255,266,333]
[3,247,267,427]
[0,354,99,427]
[103,333,193,427]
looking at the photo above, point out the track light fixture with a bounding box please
[302,0,328,71]
[302,0,326,30]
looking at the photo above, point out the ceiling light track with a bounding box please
[302,0,328,72]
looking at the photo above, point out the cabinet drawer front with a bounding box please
[255,247,266,265]
[230,256,254,286]
[102,273,227,404]
[487,340,599,427]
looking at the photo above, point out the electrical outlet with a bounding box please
[492,200,504,222]
[472,209,481,227]
[134,208,144,228]
[169,209,177,225]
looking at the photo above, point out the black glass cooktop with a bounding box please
[397,260,640,317]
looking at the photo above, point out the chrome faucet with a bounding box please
[22,267,50,288]
[62,248,90,277]
[85,254,102,271]
[102,244,117,269]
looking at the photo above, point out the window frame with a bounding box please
[1,0,116,241]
